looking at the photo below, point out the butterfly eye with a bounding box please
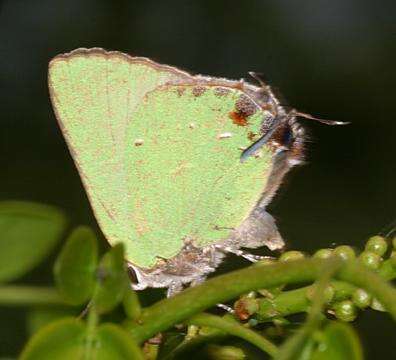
[281,126,293,147]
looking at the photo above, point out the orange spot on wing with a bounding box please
[229,111,249,126]
[247,131,257,141]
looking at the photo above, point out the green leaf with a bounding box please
[20,318,144,360]
[311,322,363,360]
[123,288,141,320]
[54,226,98,305]
[0,201,67,282]
[94,243,128,313]
[20,318,86,360]
[96,323,144,360]
[294,337,316,360]
[27,308,78,336]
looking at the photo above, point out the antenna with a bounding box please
[240,110,348,162]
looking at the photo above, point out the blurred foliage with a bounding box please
[54,226,98,305]
[0,201,395,359]
[0,201,67,282]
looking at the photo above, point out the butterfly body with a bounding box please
[48,48,304,293]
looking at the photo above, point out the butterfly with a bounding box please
[48,48,341,296]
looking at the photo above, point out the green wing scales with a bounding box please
[49,48,275,269]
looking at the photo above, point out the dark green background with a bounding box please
[1,0,395,358]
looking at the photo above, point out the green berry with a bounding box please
[313,248,333,259]
[365,236,388,256]
[391,251,396,268]
[371,298,386,312]
[352,288,371,309]
[257,298,279,319]
[323,285,336,303]
[306,284,335,304]
[318,285,335,304]
[207,345,246,360]
[248,318,258,327]
[333,300,357,322]
[359,251,382,270]
[279,250,305,262]
[334,245,356,261]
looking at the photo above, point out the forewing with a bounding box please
[124,84,274,268]
[48,49,189,245]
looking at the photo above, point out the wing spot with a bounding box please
[229,111,249,126]
[192,86,206,97]
[134,139,144,146]
[217,132,233,139]
[176,87,186,97]
[214,87,231,97]
[229,94,259,126]
[235,94,257,117]
[247,131,258,141]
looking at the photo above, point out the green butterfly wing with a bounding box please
[49,48,189,257]
[49,49,275,269]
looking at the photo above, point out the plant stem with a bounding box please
[125,258,396,343]
[378,259,396,280]
[125,258,331,343]
[0,286,67,307]
[256,281,355,320]
[84,303,99,360]
[188,313,278,357]
[274,260,341,360]
[242,260,395,321]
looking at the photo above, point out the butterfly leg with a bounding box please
[216,245,274,263]
[217,303,235,313]
[166,281,184,298]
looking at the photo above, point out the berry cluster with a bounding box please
[234,236,396,323]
